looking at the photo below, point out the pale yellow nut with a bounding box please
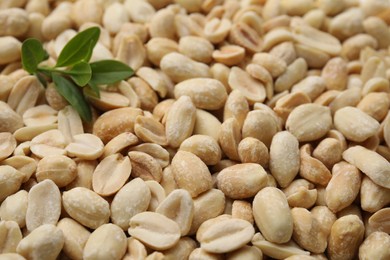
[327,215,364,260]
[22,105,57,127]
[262,28,293,51]
[171,151,213,198]
[312,138,343,169]
[156,189,194,236]
[128,151,162,182]
[163,237,197,260]
[362,77,390,96]
[179,36,214,64]
[85,89,129,111]
[146,37,178,66]
[0,0,27,9]
[251,232,309,259]
[65,134,104,160]
[295,43,330,69]
[0,190,27,228]
[357,92,390,122]
[0,101,23,133]
[116,35,146,72]
[160,52,211,83]
[36,155,77,188]
[341,34,378,61]
[325,162,361,213]
[7,75,42,116]
[334,107,380,142]
[136,67,168,98]
[262,15,291,33]
[198,217,255,254]
[292,23,342,56]
[111,178,151,230]
[165,96,196,148]
[359,231,390,260]
[328,8,364,41]
[62,187,110,229]
[194,109,222,141]
[273,92,311,123]
[229,22,262,53]
[253,187,293,244]
[16,224,64,260]
[129,143,169,168]
[0,132,16,161]
[102,2,128,34]
[321,57,348,91]
[286,103,332,142]
[291,207,327,253]
[92,107,143,144]
[218,118,241,161]
[300,144,332,186]
[145,180,165,212]
[361,175,390,213]
[275,58,308,93]
[101,132,138,159]
[128,212,181,251]
[92,153,131,197]
[66,160,96,191]
[238,137,269,167]
[242,110,279,148]
[204,18,232,44]
[270,131,300,187]
[83,224,127,260]
[174,78,227,110]
[179,135,222,166]
[30,129,66,158]
[0,8,29,37]
[212,45,245,66]
[303,9,325,29]
[0,165,24,202]
[57,218,90,260]
[189,189,225,235]
[329,88,362,115]
[25,179,61,233]
[224,90,249,128]
[250,71,274,97]
[128,77,159,112]
[283,179,317,209]
[0,220,22,254]
[124,237,147,260]
[71,0,103,28]
[149,8,176,40]
[270,41,297,67]
[217,163,267,199]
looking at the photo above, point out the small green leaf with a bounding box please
[56,27,100,67]
[52,73,92,122]
[89,60,134,85]
[67,62,92,87]
[36,72,48,87]
[21,39,48,74]
[88,82,101,98]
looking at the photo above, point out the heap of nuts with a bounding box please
[1,0,390,259]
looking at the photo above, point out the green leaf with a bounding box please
[21,39,48,74]
[56,27,100,67]
[52,73,92,122]
[89,60,134,85]
[36,72,48,87]
[88,82,101,98]
[67,62,92,87]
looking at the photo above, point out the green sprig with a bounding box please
[21,27,134,122]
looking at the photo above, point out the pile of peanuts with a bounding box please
[0,0,390,259]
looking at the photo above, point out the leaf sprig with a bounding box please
[21,27,134,122]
